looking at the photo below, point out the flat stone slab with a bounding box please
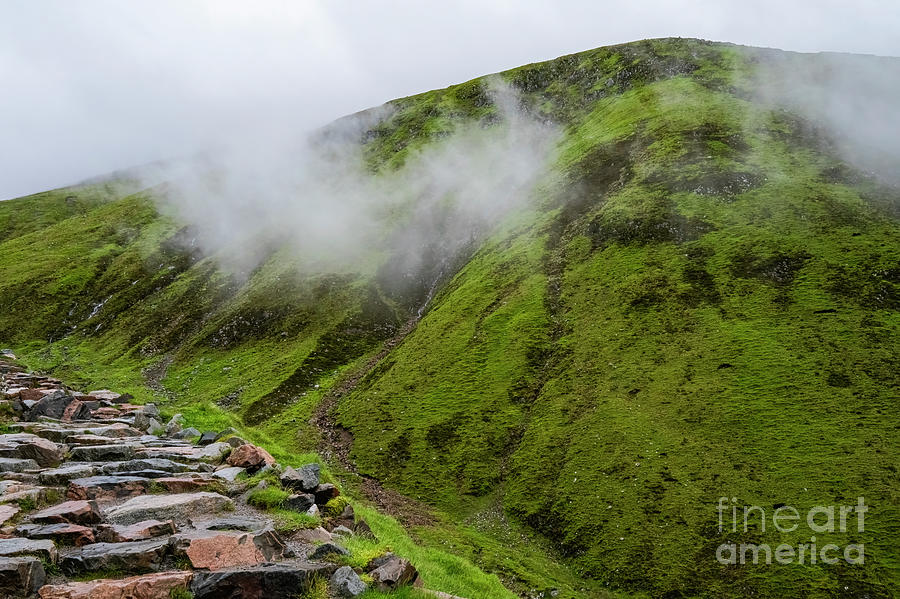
[193,517,267,532]
[68,444,135,462]
[0,556,46,598]
[170,528,292,570]
[212,466,245,482]
[95,519,176,543]
[0,504,20,526]
[135,442,229,462]
[0,458,40,473]
[105,492,234,525]
[65,434,119,446]
[190,562,339,599]
[100,458,199,475]
[0,434,64,467]
[66,476,151,501]
[31,500,102,525]
[38,570,193,599]
[0,538,57,563]
[38,464,98,486]
[59,538,170,575]
[15,523,95,547]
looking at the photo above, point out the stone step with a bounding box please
[66,475,152,501]
[170,527,293,570]
[0,434,65,467]
[0,556,46,599]
[190,561,339,599]
[105,492,234,525]
[0,538,57,564]
[38,570,192,599]
[38,464,98,486]
[100,457,210,475]
[95,519,176,543]
[30,500,102,526]
[68,444,135,462]
[59,538,170,576]
[0,458,40,473]
[14,522,95,546]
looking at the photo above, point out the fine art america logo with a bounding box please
[716,497,867,565]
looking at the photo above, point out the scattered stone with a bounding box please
[212,466,244,482]
[190,562,338,599]
[172,427,200,440]
[213,427,238,442]
[294,527,331,544]
[0,538,57,563]
[31,500,102,526]
[306,504,320,517]
[354,519,375,539]
[195,517,266,532]
[106,492,233,525]
[0,556,45,598]
[313,483,339,506]
[370,555,420,590]
[331,525,354,537]
[224,436,247,448]
[197,432,218,446]
[283,493,315,513]
[280,464,320,492]
[68,444,135,462]
[60,538,171,576]
[170,528,292,570]
[331,565,367,597]
[225,444,275,473]
[86,390,123,402]
[308,542,349,561]
[165,414,184,436]
[61,399,92,422]
[26,390,78,421]
[15,522,95,546]
[95,519,177,543]
[37,570,193,599]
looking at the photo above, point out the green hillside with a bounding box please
[1,38,897,598]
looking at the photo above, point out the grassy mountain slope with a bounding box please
[1,39,897,597]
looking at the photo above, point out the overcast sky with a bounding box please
[1,0,898,200]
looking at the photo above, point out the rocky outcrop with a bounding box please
[0,360,429,598]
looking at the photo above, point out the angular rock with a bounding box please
[154,476,217,494]
[191,562,338,599]
[26,390,77,421]
[283,493,315,513]
[39,464,98,486]
[90,406,122,420]
[195,517,266,532]
[172,427,200,440]
[197,431,218,446]
[146,418,165,436]
[170,528,292,570]
[313,483,339,506]
[165,414,184,436]
[370,555,420,590]
[0,538,57,563]
[60,538,170,575]
[280,463,320,492]
[213,427,238,442]
[331,525,354,538]
[211,466,244,482]
[37,570,192,599]
[0,458,39,473]
[225,444,275,473]
[331,565,367,597]
[0,434,65,467]
[66,476,151,501]
[0,556,45,598]
[15,523,95,546]
[68,444,135,462]
[0,504,20,526]
[86,390,123,402]
[136,442,229,462]
[31,500,102,525]
[294,527,332,544]
[65,434,117,446]
[308,542,349,561]
[61,399,91,422]
[95,519,176,543]
[105,492,233,525]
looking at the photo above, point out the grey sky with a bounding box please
[1,0,898,200]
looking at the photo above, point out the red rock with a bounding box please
[30,500,102,525]
[95,520,176,543]
[38,570,192,599]
[370,555,419,590]
[91,407,122,419]
[171,529,291,570]
[225,444,275,472]
[61,400,87,422]
[66,476,150,501]
[18,389,44,402]
[16,523,95,547]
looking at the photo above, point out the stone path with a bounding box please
[0,360,427,598]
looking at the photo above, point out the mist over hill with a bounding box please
[1,38,897,598]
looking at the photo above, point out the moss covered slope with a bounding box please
[1,39,898,597]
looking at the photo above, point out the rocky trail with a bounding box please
[0,358,435,599]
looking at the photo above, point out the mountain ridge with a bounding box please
[1,37,898,597]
